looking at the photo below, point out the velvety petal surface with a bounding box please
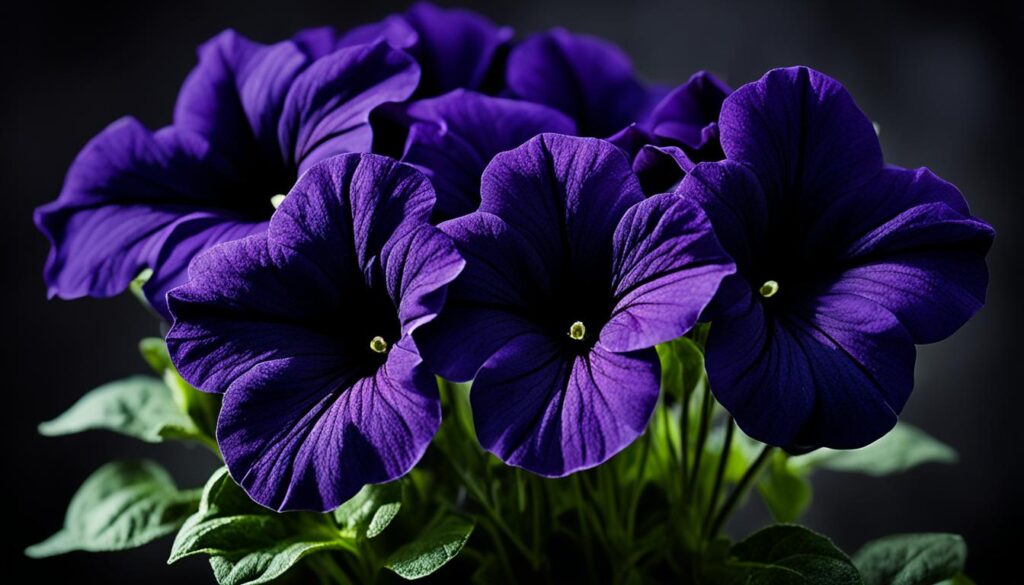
[402,90,576,220]
[718,66,883,210]
[278,41,420,174]
[471,335,660,476]
[143,214,267,318]
[826,167,994,343]
[479,133,644,278]
[649,71,730,148]
[174,30,308,174]
[35,118,233,303]
[506,29,652,136]
[404,1,513,96]
[218,339,439,511]
[601,194,734,352]
[417,212,552,381]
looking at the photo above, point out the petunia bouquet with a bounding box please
[29,3,994,584]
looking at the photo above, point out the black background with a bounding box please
[5,1,1022,582]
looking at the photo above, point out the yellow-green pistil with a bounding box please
[568,321,587,341]
[270,194,286,209]
[759,280,780,298]
[369,336,389,354]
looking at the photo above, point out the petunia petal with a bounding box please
[822,168,993,343]
[505,29,652,137]
[402,90,576,220]
[601,194,734,352]
[416,212,550,382]
[292,17,418,60]
[174,30,308,174]
[632,145,690,194]
[218,340,439,511]
[277,41,420,175]
[785,287,916,449]
[471,335,659,476]
[479,134,644,279]
[166,235,343,394]
[404,1,513,96]
[675,160,769,273]
[270,153,435,286]
[718,66,883,210]
[648,71,730,148]
[34,118,231,302]
[142,213,267,319]
[382,223,465,336]
[706,283,916,450]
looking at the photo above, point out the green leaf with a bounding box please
[656,336,705,400]
[38,375,200,443]
[385,515,475,579]
[937,574,975,585]
[333,480,403,539]
[757,452,813,523]
[26,460,200,557]
[209,539,345,585]
[139,337,220,442]
[795,423,957,477]
[171,468,349,585]
[720,524,862,584]
[853,533,967,585]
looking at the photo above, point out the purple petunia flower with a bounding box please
[611,71,731,194]
[296,2,513,97]
[401,89,577,221]
[505,29,659,138]
[679,67,995,450]
[35,31,420,318]
[419,134,735,476]
[166,154,464,512]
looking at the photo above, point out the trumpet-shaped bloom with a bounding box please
[419,134,734,476]
[35,32,419,318]
[679,67,994,450]
[166,154,464,511]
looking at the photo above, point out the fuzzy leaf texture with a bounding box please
[853,533,967,585]
[26,460,200,557]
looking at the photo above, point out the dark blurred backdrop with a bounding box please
[5,0,1022,582]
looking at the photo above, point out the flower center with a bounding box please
[758,280,780,298]
[270,194,286,209]
[369,336,389,354]
[567,321,587,341]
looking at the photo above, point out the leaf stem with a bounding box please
[707,444,774,539]
[701,416,735,538]
[686,378,714,502]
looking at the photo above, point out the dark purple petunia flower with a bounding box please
[679,67,994,450]
[610,71,731,194]
[296,2,512,97]
[401,89,576,221]
[505,29,658,138]
[35,31,419,318]
[166,154,464,512]
[419,134,735,476]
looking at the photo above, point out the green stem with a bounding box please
[707,445,774,539]
[626,429,652,539]
[449,460,539,569]
[571,476,599,584]
[481,519,516,584]
[701,416,735,538]
[686,379,714,502]
[309,553,355,585]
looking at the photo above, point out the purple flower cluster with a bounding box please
[36,3,993,511]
